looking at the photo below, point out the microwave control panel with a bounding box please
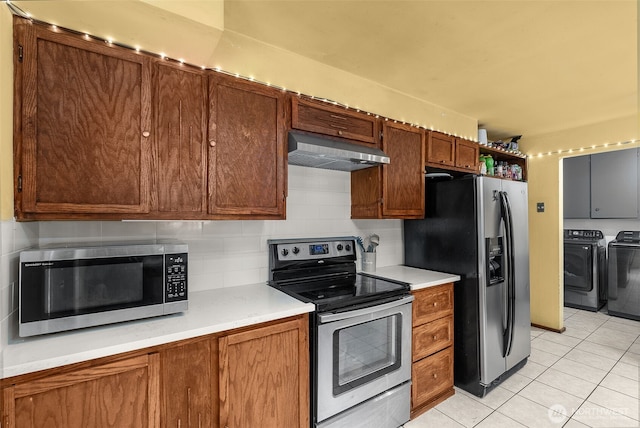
[165,253,188,301]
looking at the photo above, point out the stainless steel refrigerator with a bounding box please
[404,175,530,397]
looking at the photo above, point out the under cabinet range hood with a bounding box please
[287,131,390,171]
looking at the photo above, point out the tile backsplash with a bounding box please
[0,166,404,338]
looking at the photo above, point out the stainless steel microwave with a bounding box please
[19,243,188,337]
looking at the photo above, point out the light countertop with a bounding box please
[368,265,460,290]
[2,284,314,379]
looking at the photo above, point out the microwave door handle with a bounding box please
[318,295,414,323]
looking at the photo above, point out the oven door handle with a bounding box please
[318,295,414,323]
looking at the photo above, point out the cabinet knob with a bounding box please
[338,130,343,136]
[209,140,216,147]
[433,335,438,340]
[142,131,150,138]
[433,302,438,307]
[432,373,438,379]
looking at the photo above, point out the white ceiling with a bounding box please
[224,0,638,140]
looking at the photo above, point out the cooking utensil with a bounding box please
[369,234,379,252]
[356,236,366,253]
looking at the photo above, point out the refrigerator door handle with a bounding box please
[500,191,516,357]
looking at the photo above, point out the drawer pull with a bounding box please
[330,114,348,121]
[209,140,216,147]
[433,302,438,307]
[432,373,438,379]
[433,335,438,340]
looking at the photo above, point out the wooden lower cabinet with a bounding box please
[161,338,216,428]
[411,283,455,418]
[219,316,309,428]
[1,315,309,428]
[2,354,160,428]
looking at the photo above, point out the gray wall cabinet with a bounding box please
[563,155,591,218]
[563,148,639,219]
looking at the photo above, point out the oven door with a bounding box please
[315,295,413,423]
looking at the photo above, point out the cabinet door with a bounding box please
[208,74,286,218]
[2,354,160,428]
[14,20,151,217]
[219,316,309,428]
[155,63,207,216]
[161,339,214,428]
[455,138,479,171]
[563,155,591,219]
[381,122,425,218]
[590,148,639,218]
[291,97,380,145]
[426,132,455,167]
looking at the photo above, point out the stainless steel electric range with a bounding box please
[268,237,413,428]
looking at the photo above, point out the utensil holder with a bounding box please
[362,252,376,273]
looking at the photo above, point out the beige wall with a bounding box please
[523,115,639,330]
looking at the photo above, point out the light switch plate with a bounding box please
[537,202,545,213]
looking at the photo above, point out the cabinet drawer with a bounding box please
[413,316,453,361]
[412,347,453,409]
[292,97,379,145]
[412,283,454,326]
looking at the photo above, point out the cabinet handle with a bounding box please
[187,387,192,427]
[432,373,438,379]
[142,131,150,138]
[177,419,181,428]
[433,335,438,340]
[209,140,216,147]
[440,160,446,164]
[198,413,202,428]
[433,302,438,307]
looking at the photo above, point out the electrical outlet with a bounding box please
[537,202,545,213]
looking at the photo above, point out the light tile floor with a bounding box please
[405,307,640,427]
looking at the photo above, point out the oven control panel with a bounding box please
[275,240,355,261]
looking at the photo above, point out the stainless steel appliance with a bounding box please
[19,243,188,337]
[564,229,607,311]
[268,237,412,428]
[404,175,530,397]
[608,231,640,321]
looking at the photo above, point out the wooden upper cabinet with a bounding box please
[291,97,380,146]
[454,138,480,171]
[154,63,208,216]
[351,122,425,219]
[14,18,152,218]
[382,122,425,218]
[208,74,287,218]
[426,132,480,173]
[2,354,160,428]
[426,132,455,167]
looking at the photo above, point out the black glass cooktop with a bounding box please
[270,273,410,312]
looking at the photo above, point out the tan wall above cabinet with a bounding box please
[12,17,286,221]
